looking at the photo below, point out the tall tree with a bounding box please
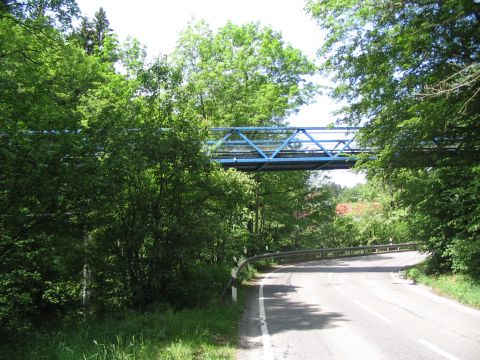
[172,21,321,248]
[306,0,480,276]
[306,0,479,165]
[93,7,109,49]
[1,8,255,333]
[0,1,117,333]
[0,0,79,30]
[173,21,317,126]
[79,15,94,53]
[78,7,114,56]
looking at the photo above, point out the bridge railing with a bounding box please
[227,242,419,302]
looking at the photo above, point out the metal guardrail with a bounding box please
[228,242,419,302]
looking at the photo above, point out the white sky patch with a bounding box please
[76,0,325,59]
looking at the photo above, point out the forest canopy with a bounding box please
[306,0,480,276]
[0,0,327,337]
[1,0,479,342]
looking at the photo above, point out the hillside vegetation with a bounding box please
[1,0,479,358]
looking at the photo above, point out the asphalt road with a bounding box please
[237,251,480,360]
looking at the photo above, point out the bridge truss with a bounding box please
[206,127,369,172]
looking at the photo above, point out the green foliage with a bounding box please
[0,301,243,359]
[328,181,412,247]
[170,20,326,259]
[0,3,256,337]
[246,172,337,253]
[1,1,325,340]
[306,0,479,143]
[72,56,256,311]
[173,20,318,126]
[406,260,480,308]
[390,165,480,277]
[307,0,480,277]
[1,0,80,31]
[119,36,147,79]
[331,216,358,247]
[0,7,113,334]
[75,6,118,58]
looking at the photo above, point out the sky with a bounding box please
[75,0,366,187]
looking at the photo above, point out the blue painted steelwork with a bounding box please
[206,127,369,171]
[8,126,372,172]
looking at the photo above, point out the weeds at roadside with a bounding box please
[406,261,480,308]
[1,299,245,360]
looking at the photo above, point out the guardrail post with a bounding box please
[231,268,238,303]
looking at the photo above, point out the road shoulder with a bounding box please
[236,281,263,360]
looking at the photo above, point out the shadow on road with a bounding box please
[262,284,347,335]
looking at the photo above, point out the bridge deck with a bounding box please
[206,127,368,172]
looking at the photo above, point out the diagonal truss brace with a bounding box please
[206,126,367,171]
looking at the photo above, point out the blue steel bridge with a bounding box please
[11,126,369,171]
[206,127,367,172]
[13,126,469,171]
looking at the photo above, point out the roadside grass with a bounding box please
[406,261,480,308]
[1,298,245,360]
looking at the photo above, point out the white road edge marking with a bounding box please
[259,274,274,360]
[259,265,293,360]
[418,339,461,360]
[354,300,393,324]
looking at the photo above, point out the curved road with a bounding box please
[237,252,480,360]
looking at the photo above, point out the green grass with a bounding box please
[406,262,480,308]
[1,299,245,360]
